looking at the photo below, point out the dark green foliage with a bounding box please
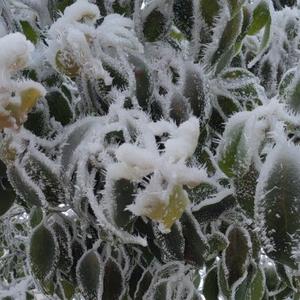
[112,179,135,228]
[2,0,300,299]
[224,225,251,288]
[102,258,124,300]
[77,250,102,300]
[46,90,73,125]
[0,160,15,217]
[203,266,219,300]
[30,224,58,280]
[256,146,300,269]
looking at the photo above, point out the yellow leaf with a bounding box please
[55,50,80,77]
[145,185,189,231]
[20,87,44,112]
[0,112,15,130]
[5,86,44,127]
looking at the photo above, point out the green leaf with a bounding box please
[46,90,73,126]
[203,266,219,300]
[218,117,248,177]
[183,64,207,120]
[112,0,133,16]
[247,1,270,35]
[0,173,15,217]
[210,11,243,71]
[60,279,75,300]
[20,20,38,44]
[200,0,220,27]
[282,71,300,114]
[274,286,294,299]
[169,92,189,125]
[24,101,51,137]
[48,0,74,19]
[70,239,84,283]
[227,0,245,17]
[193,191,236,223]
[29,206,43,228]
[218,260,232,298]
[181,211,209,266]
[143,9,168,42]
[246,1,271,68]
[219,68,263,108]
[77,250,102,300]
[102,258,124,300]
[7,163,43,207]
[223,225,251,288]
[264,263,281,293]
[129,264,144,298]
[278,68,296,97]
[104,130,125,146]
[51,218,73,273]
[235,164,259,217]
[134,270,153,299]
[30,224,58,281]
[112,179,135,229]
[247,265,265,300]
[103,63,128,90]
[61,119,99,170]
[173,0,194,39]
[128,55,153,111]
[24,150,64,206]
[153,280,168,299]
[207,231,229,259]
[255,144,300,269]
[217,96,241,118]
[152,221,185,262]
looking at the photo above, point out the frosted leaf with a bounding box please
[180,211,209,266]
[23,147,64,205]
[217,110,267,178]
[247,265,266,300]
[0,33,45,130]
[110,178,136,228]
[130,184,190,233]
[50,215,73,274]
[134,269,153,299]
[192,189,236,223]
[29,223,58,281]
[182,63,208,120]
[116,143,159,170]
[102,257,124,300]
[203,265,219,300]
[139,0,174,42]
[152,221,185,262]
[60,117,103,173]
[222,225,252,297]
[246,0,272,68]
[7,162,46,207]
[76,250,103,300]
[108,116,209,231]
[0,160,15,217]
[0,32,34,75]
[63,0,100,23]
[255,141,300,269]
[164,117,200,163]
[96,14,143,52]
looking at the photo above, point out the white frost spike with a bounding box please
[0,33,34,76]
[164,117,200,162]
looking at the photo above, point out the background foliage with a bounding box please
[0,0,300,299]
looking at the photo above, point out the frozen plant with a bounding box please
[0,0,300,299]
